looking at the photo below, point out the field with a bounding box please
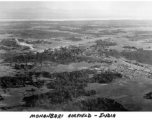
[1,20,152,111]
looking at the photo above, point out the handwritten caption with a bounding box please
[29,113,116,119]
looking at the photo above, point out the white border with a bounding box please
[0,1,152,120]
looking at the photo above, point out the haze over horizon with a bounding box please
[1,1,152,20]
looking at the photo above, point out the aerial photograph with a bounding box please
[0,1,152,111]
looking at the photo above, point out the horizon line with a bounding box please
[0,18,152,22]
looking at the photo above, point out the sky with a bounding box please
[0,1,152,20]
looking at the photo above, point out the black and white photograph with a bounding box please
[1,0,152,114]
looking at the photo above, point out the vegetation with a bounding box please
[12,29,82,39]
[144,92,152,99]
[123,46,137,49]
[66,36,82,41]
[20,69,122,108]
[95,39,117,47]
[3,46,84,64]
[73,97,127,111]
[0,39,19,47]
[121,49,152,64]
[3,45,106,66]
[94,42,152,65]
[0,76,32,88]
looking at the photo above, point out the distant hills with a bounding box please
[0,8,126,20]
